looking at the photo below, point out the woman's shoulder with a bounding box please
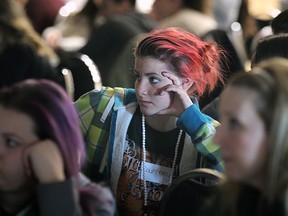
[75,87,136,109]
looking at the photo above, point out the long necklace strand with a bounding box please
[141,114,148,216]
[141,114,183,215]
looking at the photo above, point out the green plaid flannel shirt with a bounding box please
[75,87,223,182]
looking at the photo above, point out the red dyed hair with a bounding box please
[135,27,224,97]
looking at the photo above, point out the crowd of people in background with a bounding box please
[1,0,288,215]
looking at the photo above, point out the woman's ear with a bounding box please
[180,78,194,91]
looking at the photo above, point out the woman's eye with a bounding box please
[149,77,160,84]
[5,138,19,148]
[228,118,240,130]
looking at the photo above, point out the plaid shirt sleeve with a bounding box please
[193,120,223,172]
[177,105,224,172]
[74,87,116,181]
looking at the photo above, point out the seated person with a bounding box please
[198,57,288,216]
[0,0,63,89]
[0,79,115,215]
[75,27,224,215]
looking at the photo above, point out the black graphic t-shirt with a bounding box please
[116,107,185,216]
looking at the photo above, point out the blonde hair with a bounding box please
[214,57,288,215]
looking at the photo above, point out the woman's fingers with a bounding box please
[161,71,182,87]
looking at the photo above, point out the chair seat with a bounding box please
[158,168,224,216]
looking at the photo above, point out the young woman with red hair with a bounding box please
[75,27,224,216]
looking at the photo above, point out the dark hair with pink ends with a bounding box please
[135,27,224,98]
[0,79,86,176]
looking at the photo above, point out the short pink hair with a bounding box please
[135,27,224,97]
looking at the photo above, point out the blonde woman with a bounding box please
[199,58,288,216]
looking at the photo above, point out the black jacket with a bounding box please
[0,43,63,88]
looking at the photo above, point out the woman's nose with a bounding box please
[136,81,148,96]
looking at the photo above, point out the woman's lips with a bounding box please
[138,100,151,106]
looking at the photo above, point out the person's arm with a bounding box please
[24,139,115,216]
[23,140,79,215]
[36,178,82,216]
[177,104,223,172]
[37,176,116,216]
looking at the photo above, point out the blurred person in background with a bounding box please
[198,57,288,216]
[251,33,288,67]
[151,0,217,36]
[24,0,65,34]
[79,0,157,86]
[0,79,115,216]
[212,0,242,32]
[43,0,104,52]
[0,0,63,89]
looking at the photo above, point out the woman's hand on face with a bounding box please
[23,140,65,184]
[157,72,193,117]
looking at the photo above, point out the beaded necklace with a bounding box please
[141,114,183,216]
